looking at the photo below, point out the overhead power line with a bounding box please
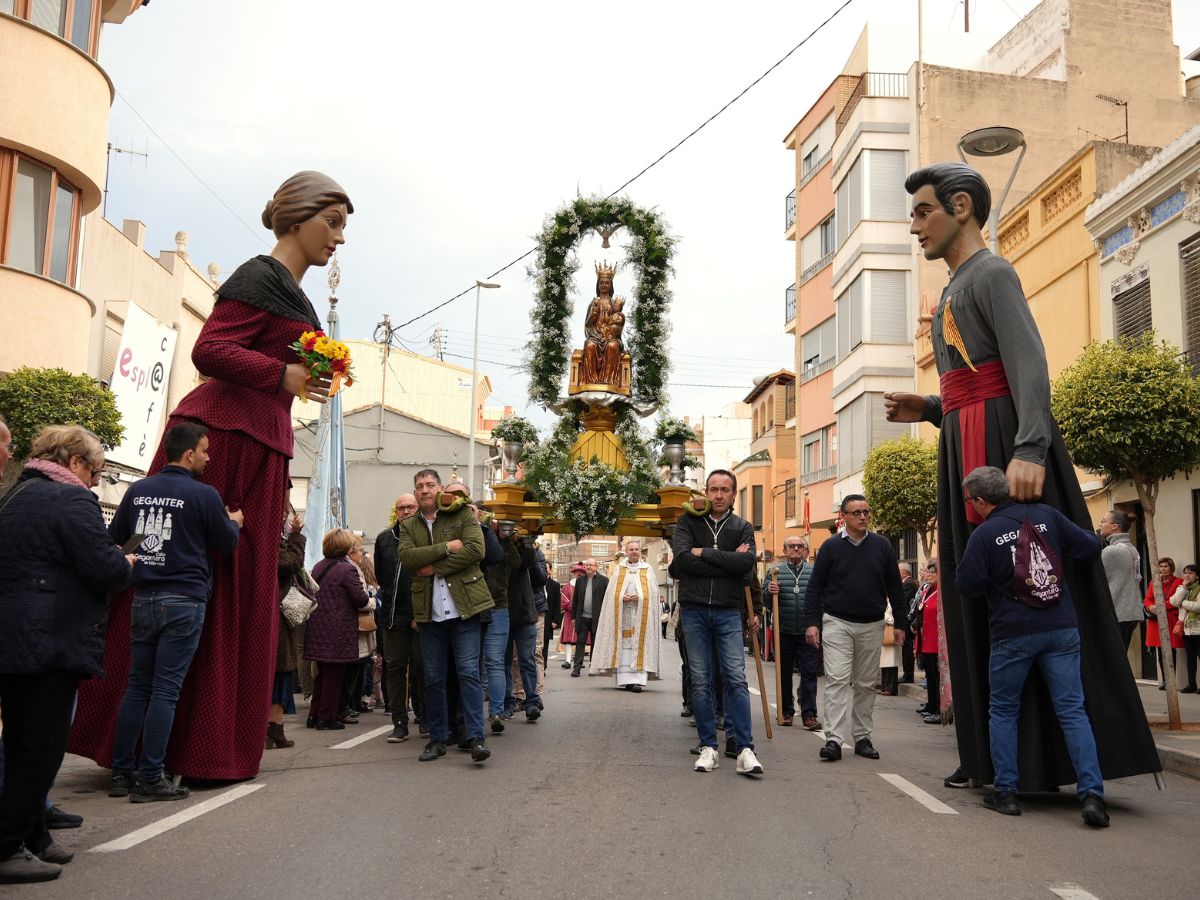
[394,0,860,330]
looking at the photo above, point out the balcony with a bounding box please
[835,72,908,135]
[785,284,796,324]
[801,465,837,486]
[785,189,797,231]
[1180,347,1200,376]
[800,356,836,384]
[784,381,796,421]
[800,250,834,286]
[784,479,796,520]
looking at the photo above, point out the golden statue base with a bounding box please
[489,482,692,538]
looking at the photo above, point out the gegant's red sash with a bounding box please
[940,361,1011,524]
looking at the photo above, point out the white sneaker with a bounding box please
[694,746,720,772]
[736,747,764,776]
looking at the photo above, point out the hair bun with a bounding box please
[260,200,276,230]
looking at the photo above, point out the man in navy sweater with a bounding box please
[108,423,242,802]
[955,466,1109,827]
[805,494,905,762]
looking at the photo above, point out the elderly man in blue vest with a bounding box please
[766,536,820,729]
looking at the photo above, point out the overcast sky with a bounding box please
[98,0,1200,431]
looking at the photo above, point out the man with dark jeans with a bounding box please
[505,538,544,719]
[766,536,820,729]
[399,469,495,764]
[571,559,608,676]
[899,564,918,683]
[956,466,1109,827]
[672,469,763,777]
[376,493,420,743]
[109,424,241,802]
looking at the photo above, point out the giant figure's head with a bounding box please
[262,171,354,268]
[905,163,991,261]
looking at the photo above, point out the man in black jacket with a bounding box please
[804,494,905,763]
[571,559,609,676]
[543,568,561,673]
[375,493,421,742]
[671,470,763,778]
[505,537,545,719]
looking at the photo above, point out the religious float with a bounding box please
[486,196,696,537]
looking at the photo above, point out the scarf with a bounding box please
[216,255,321,327]
[24,457,88,488]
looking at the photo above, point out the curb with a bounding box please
[895,681,1199,781]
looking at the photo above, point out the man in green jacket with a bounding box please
[766,536,820,730]
[399,469,495,764]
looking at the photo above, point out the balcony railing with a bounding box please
[785,283,797,323]
[784,381,796,420]
[801,465,837,486]
[785,189,797,231]
[836,72,909,134]
[1181,348,1200,376]
[784,479,797,520]
[799,356,836,384]
[800,249,834,286]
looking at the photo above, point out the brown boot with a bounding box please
[265,722,294,749]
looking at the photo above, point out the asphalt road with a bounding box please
[20,640,1196,900]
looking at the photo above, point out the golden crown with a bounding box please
[595,260,617,280]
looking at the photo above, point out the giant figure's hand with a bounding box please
[283,363,332,404]
[1006,459,1045,502]
[883,392,925,423]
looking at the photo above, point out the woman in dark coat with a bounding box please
[0,426,132,884]
[71,172,354,780]
[304,529,369,729]
[267,515,308,749]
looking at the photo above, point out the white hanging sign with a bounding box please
[108,303,178,471]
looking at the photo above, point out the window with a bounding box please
[3,154,80,285]
[802,145,820,176]
[837,274,864,359]
[801,425,837,481]
[837,393,909,478]
[5,0,98,55]
[1183,236,1200,352]
[820,215,836,256]
[1113,276,1151,341]
[752,485,764,529]
[835,150,907,245]
[836,270,908,360]
[801,316,837,376]
[739,489,748,519]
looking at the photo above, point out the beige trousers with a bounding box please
[821,614,885,747]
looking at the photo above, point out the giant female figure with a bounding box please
[71,172,353,780]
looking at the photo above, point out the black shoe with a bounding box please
[1181,686,1197,694]
[109,772,134,798]
[854,738,880,760]
[44,806,82,829]
[724,737,737,759]
[315,719,345,730]
[690,743,703,756]
[915,704,930,714]
[819,740,842,761]
[983,791,1021,816]
[131,779,190,804]
[0,850,62,884]
[570,670,581,678]
[627,684,643,693]
[469,737,491,763]
[418,722,430,736]
[306,715,317,729]
[526,704,541,721]
[944,767,970,789]
[387,725,410,743]
[680,705,692,717]
[560,661,571,669]
[490,715,506,734]
[418,741,447,762]
[32,841,73,865]
[1080,793,1110,828]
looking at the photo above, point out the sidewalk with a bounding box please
[898,677,1200,782]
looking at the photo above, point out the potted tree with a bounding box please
[655,416,699,486]
[491,415,539,482]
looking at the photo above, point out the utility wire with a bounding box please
[115,90,270,249]
[394,0,860,330]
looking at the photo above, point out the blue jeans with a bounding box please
[681,606,753,752]
[482,608,510,717]
[504,622,539,710]
[112,593,207,783]
[988,627,1103,798]
[420,616,485,743]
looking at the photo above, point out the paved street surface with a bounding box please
[22,640,1198,900]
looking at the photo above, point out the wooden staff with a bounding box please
[770,567,782,726]
[744,585,773,740]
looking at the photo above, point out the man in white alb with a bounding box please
[590,540,661,691]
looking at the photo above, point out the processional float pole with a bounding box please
[744,585,773,740]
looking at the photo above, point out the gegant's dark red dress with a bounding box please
[71,256,318,780]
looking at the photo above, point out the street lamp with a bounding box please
[467,279,500,499]
[957,126,1027,255]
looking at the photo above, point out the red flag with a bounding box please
[802,494,811,535]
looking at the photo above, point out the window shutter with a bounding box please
[868,150,907,220]
[1183,236,1200,351]
[101,323,122,384]
[848,274,863,352]
[870,393,910,447]
[1113,279,1152,340]
[851,396,868,472]
[836,156,862,246]
[837,290,850,360]
[868,270,907,344]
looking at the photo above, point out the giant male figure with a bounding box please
[884,162,1159,790]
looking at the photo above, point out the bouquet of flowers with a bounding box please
[291,329,354,400]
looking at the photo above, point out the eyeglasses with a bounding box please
[784,544,806,550]
[845,509,870,517]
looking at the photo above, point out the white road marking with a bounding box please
[878,773,958,815]
[89,784,265,853]
[1049,885,1101,900]
[330,724,393,749]
[746,686,778,710]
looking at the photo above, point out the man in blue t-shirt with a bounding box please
[108,423,242,802]
[956,465,1109,828]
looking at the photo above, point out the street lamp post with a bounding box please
[957,126,1027,255]
[467,280,500,499]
